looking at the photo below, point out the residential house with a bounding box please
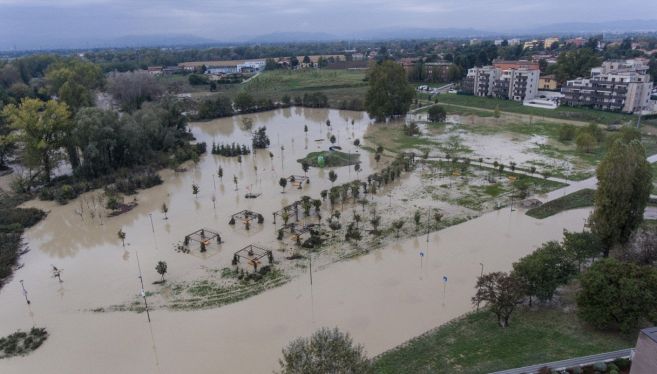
[539,74,559,90]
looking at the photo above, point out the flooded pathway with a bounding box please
[0,107,592,373]
[0,206,589,373]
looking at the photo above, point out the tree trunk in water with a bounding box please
[67,145,80,170]
[43,153,51,183]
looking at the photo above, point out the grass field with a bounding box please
[432,94,639,125]
[526,189,595,219]
[297,150,360,167]
[212,69,369,108]
[364,123,437,153]
[372,306,633,374]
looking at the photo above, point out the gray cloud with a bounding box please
[0,0,656,50]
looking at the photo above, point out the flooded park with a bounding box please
[0,107,591,373]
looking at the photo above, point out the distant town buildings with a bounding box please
[424,62,454,82]
[462,60,540,101]
[561,59,654,113]
[543,37,560,49]
[523,40,540,50]
[508,38,521,46]
[147,66,163,75]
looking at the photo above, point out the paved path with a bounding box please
[491,348,633,374]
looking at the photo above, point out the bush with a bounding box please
[301,92,329,108]
[53,184,78,204]
[0,208,46,232]
[577,259,657,332]
[427,105,447,122]
[558,124,577,142]
[403,122,421,136]
[278,327,370,374]
[0,327,48,359]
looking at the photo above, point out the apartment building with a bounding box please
[544,37,560,49]
[561,59,654,113]
[425,62,454,82]
[462,60,540,101]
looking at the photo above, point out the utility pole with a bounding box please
[135,250,151,323]
[309,253,313,286]
[148,214,154,233]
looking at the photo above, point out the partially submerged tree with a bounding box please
[117,229,126,247]
[328,170,337,186]
[278,327,371,374]
[2,98,72,183]
[392,219,405,237]
[155,261,168,281]
[161,203,169,219]
[279,177,288,192]
[512,241,577,305]
[472,272,525,328]
[252,126,271,149]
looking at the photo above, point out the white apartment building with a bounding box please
[463,61,540,102]
[561,59,653,113]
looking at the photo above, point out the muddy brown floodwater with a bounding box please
[0,108,589,373]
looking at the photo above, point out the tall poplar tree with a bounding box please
[590,139,652,257]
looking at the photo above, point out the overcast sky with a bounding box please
[0,0,656,49]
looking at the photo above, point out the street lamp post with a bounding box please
[19,280,30,305]
[135,250,151,323]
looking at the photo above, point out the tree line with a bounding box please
[474,134,655,333]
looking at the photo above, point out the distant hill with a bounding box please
[105,34,219,48]
[244,32,340,43]
[3,19,657,52]
[346,27,496,40]
[524,19,657,35]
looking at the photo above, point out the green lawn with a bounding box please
[212,69,369,108]
[364,123,437,153]
[434,94,638,125]
[372,307,633,374]
[526,189,595,219]
[297,150,360,167]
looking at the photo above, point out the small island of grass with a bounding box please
[297,151,360,168]
[526,189,595,219]
[0,327,48,359]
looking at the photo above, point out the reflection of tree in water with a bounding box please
[29,191,171,258]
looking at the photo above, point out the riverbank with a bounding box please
[372,305,633,373]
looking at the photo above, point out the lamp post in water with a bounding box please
[19,280,30,305]
[135,250,151,323]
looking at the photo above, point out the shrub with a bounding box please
[577,259,657,332]
[53,184,78,204]
[558,124,577,142]
[278,327,370,374]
